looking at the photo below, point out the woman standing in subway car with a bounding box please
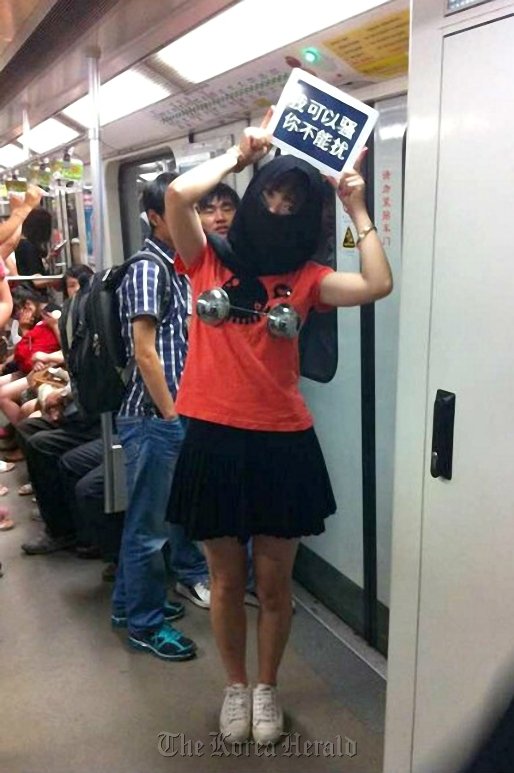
[165,111,392,745]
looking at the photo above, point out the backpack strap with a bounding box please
[113,249,172,324]
[114,249,175,388]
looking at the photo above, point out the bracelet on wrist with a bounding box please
[356,223,377,246]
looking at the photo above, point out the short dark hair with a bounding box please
[11,286,46,315]
[22,207,52,250]
[141,172,178,223]
[64,264,94,282]
[197,183,240,212]
[63,264,94,295]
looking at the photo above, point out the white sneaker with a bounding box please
[219,683,252,743]
[175,580,211,609]
[244,591,260,607]
[252,684,284,745]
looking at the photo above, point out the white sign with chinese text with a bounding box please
[268,68,378,177]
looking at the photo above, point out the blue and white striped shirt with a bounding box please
[117,238,190,417]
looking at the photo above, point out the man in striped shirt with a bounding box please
[111,173,208,661]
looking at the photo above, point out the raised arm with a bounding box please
[0,260,13,328]
[320,151,393,307]
[165,110,273,266]
[0,224,22,261]
[0,185,43,245]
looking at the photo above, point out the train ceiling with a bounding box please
[0,0,409,168]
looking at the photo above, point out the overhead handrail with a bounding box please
[5,274,64,281]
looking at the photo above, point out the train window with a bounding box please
[118,153,175,259]
[299,183,338,383]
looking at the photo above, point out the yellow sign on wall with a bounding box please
[324,10,409,79]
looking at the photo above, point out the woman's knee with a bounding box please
[210,570,246,600]
[254,571,292,611]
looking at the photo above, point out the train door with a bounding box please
[385,5,514,772]
[298,95,407,654]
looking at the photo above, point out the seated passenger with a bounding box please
[0,302,63,428]
[63,264,93,298]
[18,279,102,555]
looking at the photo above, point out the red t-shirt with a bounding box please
[14,322,60,375]
[175,242,333,431]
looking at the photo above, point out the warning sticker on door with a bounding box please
[323,10,409,79]
[343,227,356,248]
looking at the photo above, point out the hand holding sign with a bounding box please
[326,148,367,216]
[232,108,274,171]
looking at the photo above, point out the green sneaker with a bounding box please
[128,622,196,661]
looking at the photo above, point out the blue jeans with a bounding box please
[167,527,209,587]
[112,415,207,633]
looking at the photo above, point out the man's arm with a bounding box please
[0,258,12,327]
[133,316,177,420]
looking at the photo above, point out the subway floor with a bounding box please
[0,463,385,773]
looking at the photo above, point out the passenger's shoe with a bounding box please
[252,684,284,745]
[219,683,252,743]
[128,622,196,661]
[244,591,260,607]
[112,600,185,628]
[21,532,76,555]
[175,580,211,609]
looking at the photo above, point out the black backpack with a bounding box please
[60,250,172,416]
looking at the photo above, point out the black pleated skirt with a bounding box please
[167,418,336,542]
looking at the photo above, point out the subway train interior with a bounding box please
[1,0,514,771]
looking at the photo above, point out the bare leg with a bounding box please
[203,537,249,685]
[0,371,21,386]
[253,535,299,685]
[0,376,28,425]
[19,398,38,420]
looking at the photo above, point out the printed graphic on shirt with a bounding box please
[221,274,294,325]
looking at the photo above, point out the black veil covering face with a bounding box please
[207,156,324,277]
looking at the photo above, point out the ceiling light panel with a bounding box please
[0,144,27,168]
[26,118,80,154]
[157,0,388,83]
[62,70,172,128]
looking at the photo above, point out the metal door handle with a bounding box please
[430,390,456,480]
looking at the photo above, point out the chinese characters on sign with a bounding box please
[269,69,378,177]
[282,94,358,161]
[380,169,392,247]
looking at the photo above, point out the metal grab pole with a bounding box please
[87,48,104,270]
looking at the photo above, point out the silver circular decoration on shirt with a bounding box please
[267,304,302,339]
[196,287,231,326]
